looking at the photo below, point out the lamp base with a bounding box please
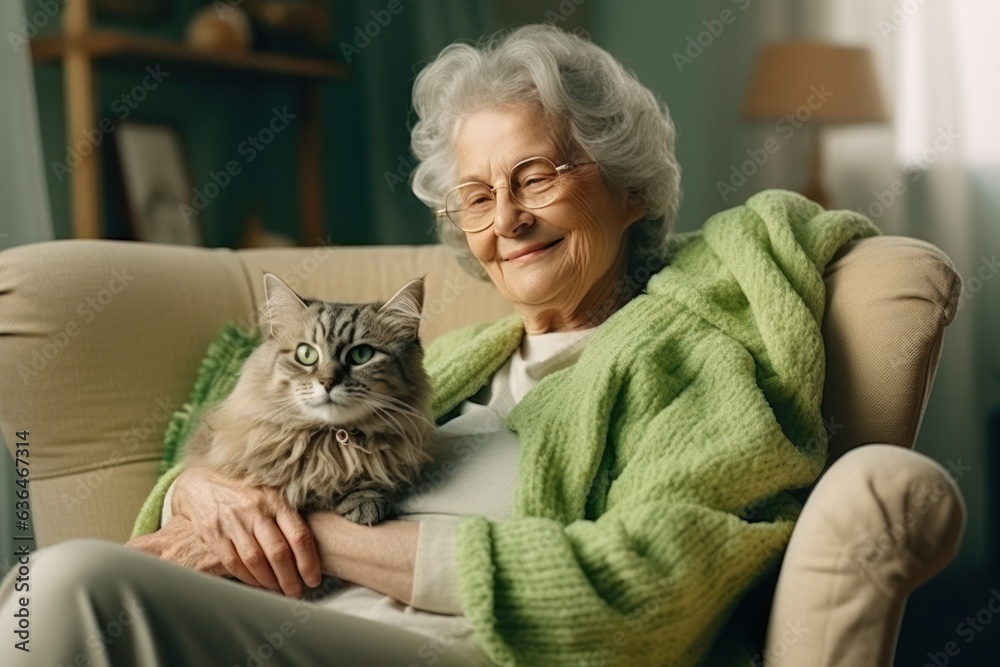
[801,179,829,210]
[803,128,829,209]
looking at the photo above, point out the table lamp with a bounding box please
[742,42,888,208]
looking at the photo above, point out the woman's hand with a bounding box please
[170,465,323,598]
[125,515,229,577]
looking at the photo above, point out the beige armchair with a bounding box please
[0,235,965,666]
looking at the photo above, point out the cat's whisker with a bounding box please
[363,394,434,431]
[366,392,434,425]
[365,399,426,426]
[367,402,429,443]
[365,403,411,439]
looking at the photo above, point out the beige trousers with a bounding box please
[1,539,494,667]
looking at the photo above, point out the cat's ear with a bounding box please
[260,271,308,338]
[378,277,424,339]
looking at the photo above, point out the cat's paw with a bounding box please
[335,491,391,526]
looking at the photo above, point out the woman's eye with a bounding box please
[463,190,493,209]
[520,174,554,190]
[295,343,319,366]
[348,344,375,366]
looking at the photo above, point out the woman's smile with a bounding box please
[505,237,565,263]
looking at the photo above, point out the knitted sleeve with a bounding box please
[131,462,186,538]
[454,510,784,665]
[423,319,497,368]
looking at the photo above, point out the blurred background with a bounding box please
[2,0,998,663]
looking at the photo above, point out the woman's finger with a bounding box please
[274,506,323,588]
[254,519,306,598]
[230,530,282,593]
[124,534,160,556]
[213,537,265,589]
[190,512,264,589]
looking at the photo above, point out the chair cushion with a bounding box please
[820,236,961,460]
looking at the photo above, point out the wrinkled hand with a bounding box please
[170,465,323,598]
[126,515,229,578]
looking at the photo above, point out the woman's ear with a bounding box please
[622,191,647,230]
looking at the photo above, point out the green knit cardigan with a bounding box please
[132,189,880,666]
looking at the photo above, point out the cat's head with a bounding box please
[255,272,430,429]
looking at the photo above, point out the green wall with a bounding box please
[589,0,791,232]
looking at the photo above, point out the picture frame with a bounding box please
[114,122,204,246]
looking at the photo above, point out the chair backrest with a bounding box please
[819,235,961,460]
[232,244,516,343]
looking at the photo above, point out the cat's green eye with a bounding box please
[347,344,375,366]
[295,343,319,366]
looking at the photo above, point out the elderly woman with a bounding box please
[1,24,876,667]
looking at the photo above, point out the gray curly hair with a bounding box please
[409,24,681,283]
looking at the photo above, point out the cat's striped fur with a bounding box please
[183,273,433,525]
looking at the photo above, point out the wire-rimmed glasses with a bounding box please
[436,156,597,232]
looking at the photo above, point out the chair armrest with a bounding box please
[820,236,962,459]
[0,240,255,546]
[765,444,965,667]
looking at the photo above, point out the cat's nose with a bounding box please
[320,366,345,392]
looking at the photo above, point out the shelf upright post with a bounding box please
[63,0,102,238]
[299,85,324,246]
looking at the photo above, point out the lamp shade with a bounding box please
[742,42,888,124]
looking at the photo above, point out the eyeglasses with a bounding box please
[436,156,597,232]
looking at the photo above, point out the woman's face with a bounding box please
[453,105,645,331]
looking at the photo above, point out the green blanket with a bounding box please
[132,189,880,666]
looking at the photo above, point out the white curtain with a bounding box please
[794,0,999,572]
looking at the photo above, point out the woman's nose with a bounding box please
[492,188,533,236]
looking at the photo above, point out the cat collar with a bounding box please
[335,427,374,454]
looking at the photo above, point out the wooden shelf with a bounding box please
[32,30,349,81]
[34,0,342,243]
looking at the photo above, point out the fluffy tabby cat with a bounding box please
[182,272,434,526]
